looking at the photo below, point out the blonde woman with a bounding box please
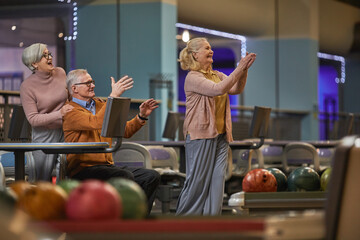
[176,38,256,215]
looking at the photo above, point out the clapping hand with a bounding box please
[238,52,257,71]
[139,98,159,119]
[109,75,134,98]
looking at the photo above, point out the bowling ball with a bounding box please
[266,167,287,191]
[9,180,34,198]
[57,179,81,195]
[320,168,332,191]
[66,180,121,220]
[108,178,148,219]
[242,168,277,192]
[17,181,68,220]
[287,167,320,191]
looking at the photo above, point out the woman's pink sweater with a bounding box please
[20,67,68,129]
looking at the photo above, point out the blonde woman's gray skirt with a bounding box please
[176,133,229,215]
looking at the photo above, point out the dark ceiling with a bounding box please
[0,0,94,19]
[0,0,57,6]
[0,1,72,47]
[0,0,94,7]
[337,0,360,8]
[0,0,94,47]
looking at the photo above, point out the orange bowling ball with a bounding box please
[242,168,277,192]
[17,181,68,220]
[9,180,34,198]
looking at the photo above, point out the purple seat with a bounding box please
[112,142,152,169]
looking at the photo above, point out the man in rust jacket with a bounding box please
[63,69,160,213]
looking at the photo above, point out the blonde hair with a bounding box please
[22,43,47,72]
[178,37,208,71]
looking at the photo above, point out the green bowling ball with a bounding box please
[57,179,81,195]
[320,168,332,191]
[108,178,148,219]
[266,167,287,191]
[287,167,320,191]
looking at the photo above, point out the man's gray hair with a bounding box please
[67,69,88,95]
[22,43,47,72]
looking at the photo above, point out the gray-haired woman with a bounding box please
[176,38,256,215]
[20,43,73,182]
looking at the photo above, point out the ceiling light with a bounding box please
[182,30,190,43]
[11,25,16,31]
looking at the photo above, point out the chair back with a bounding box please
[249,106,271,139]
[7,105,31,141]
[101,97,131,138]
[146,146,179,171]
[112,142,152,169]
[329,113,354,140]
[282,142,320,173]
[246,106,272,149]
[162,111,180,141]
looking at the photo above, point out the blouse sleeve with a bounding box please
[184,68,245,97]
[20,85,63,127]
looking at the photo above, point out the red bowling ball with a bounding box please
[66,180,122,220]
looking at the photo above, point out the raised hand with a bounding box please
[109,75,134,98]
[138,98,159,119]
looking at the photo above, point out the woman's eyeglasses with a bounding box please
[42,52,53,60]
[74,80,95,87]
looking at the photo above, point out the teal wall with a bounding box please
[246,38,319,140]
[72,1,177,140]
[75,4,118,97]
[119,3,162,99]
[119,2,177,140]
[245,39,276,108]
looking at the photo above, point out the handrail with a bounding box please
[179,100,360,117]
[0,137,123,154]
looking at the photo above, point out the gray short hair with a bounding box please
[178,38,208,71]
[22,43,47,72]
[67,69,88,95]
